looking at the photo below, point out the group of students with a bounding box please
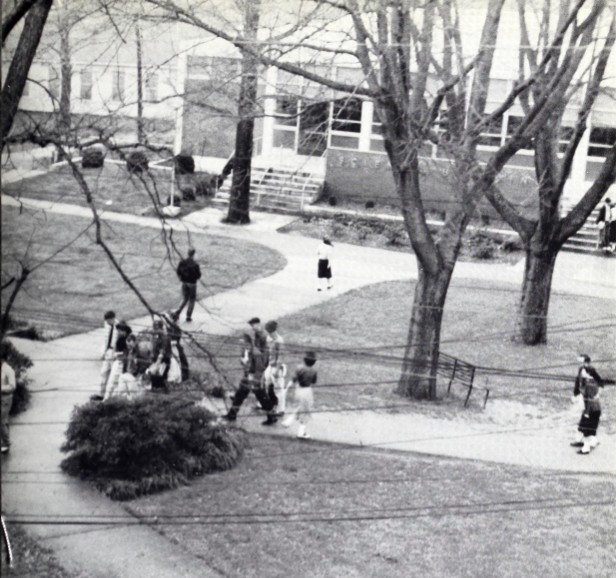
[223,317,318,439]
[94,310,189,402]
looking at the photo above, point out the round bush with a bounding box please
[328,195,338,206]
[365,200,375,209]
[180,184,196,201]
[175,154,195,175]
[81,147,105,169]
[0,340,33,416]
[126,151,149,174]
[61,394,248,500]
[194,173,216,197]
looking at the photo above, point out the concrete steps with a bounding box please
[561,203,602,255]
[213,164,324,212]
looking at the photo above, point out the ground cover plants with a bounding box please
[127,434,615,578]
[280,212,524,264]
[61,394,248,500]
[1,207,286,337]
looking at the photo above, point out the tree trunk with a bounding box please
[225,0,260,225]
[0,0,53,149]
[135,22,145,143]
[515,247,558,344]
[58,20,72,159]
[397,266,452,399]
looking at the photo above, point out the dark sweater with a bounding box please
[177,258,202,284]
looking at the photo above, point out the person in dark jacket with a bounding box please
[570,354,604,454]
[174,248,202,322]
[595,197,614,253]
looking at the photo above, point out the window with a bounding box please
[588,126,616,158]
[506,115,533,151]
[274,96,298,126]
[331,97,362,133]
[144,72,158,101]
[48,65,60,100]
[477,115,504,147]
[112,68,125,101]
[80,69,92,100]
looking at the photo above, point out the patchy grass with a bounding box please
[2,162,212,217]
[198,278,615,429]
[280,213,524,264]
[0,524,78,578]
[1,206,286,337]
[128,434,615,578]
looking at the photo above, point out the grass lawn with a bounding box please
[1,206,286,337]
[128,434,615,578]
[197,278,616,428]
[2,162,211,217]
[0,524,78,578]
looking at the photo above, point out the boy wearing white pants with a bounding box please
[570,354,604,454]
[283,352,317,439]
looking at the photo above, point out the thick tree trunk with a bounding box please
[397,264,452,400]
[515,247,558,344]
[225,0,260,225]
[0,0,53,149]
[58,22,72,159]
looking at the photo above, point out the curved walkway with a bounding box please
[2,195,615,578]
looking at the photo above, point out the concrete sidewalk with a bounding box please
[1,196,615,577]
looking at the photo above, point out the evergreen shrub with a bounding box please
[0,340,33,416]
[126,151,149,174]
[61,394,248,500]
[81,147,105,169]
[175,154,195,175]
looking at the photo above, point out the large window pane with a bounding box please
[80,69,92,100]
[588,127,616,158]
[331,97,362,133]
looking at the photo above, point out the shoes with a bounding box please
[1,446,9,454]
[90,394,104,401]
[297,431,311,439]
[569,441,584,447]
[577,449,590,455]
[262,417,278,426]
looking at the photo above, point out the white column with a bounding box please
[359,100,373,151]
[173,48,188,156]
[261,66,278,157]
[564,112,592,203]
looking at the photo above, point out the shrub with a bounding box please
[194,172,217,197]
[328,195,338,206]
[175,154,195,175]
[0,340,33,416]
[166,193,182,207]
[126,151,149,174]
[60,394,248,500]
[500,237,524,253]
[365,200,375,209]
[180,184,196,201]
[471,245,495,259]
[81,147,105,169]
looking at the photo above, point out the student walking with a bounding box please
[95,310,118,400]
[570,354,604,454]
[317,237,334,291]
[262,320,285,426]
[595,198,614,253]
[102,321,132,401]
[174,248,202,322]
[1,353,16,453]
[282,351,318,439]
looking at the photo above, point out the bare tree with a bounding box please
[486,1,616,344]
[1,0,53,149]
[144,0,609,399]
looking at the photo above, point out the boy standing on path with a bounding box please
[570,354,604,454]
[95,310,118,401]
[175,248,202,322]
[283,351,318,439]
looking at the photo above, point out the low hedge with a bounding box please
[61,394,248,500]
